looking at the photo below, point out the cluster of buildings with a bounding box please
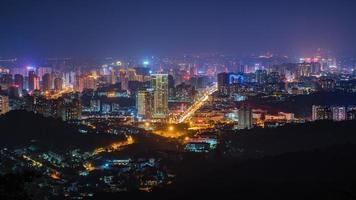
[137,74,169,121]
[0,66,65,96]
[312,105,356,121]
[0,51,354,125]
[0,143,174,198]
[0,51,356,198]
[214,52,355,98]
[24,93,82,121]
[184,134,218,153]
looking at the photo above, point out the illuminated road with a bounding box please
[176,83,217,123]
[84,135,135,172]
[21,154,61,179]
[92,135,134,155]
[44,86,73,99]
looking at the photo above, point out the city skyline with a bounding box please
[1,1,356,199]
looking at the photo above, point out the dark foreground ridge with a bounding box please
[90,143,356,200]
[0,110,125,151]
[3,143,356,200]
[1,111,356,200]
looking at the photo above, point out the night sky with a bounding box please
[0,0,356,58]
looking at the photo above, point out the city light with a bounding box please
[143,60,149,65]
[26,65,36,71]
[0,1,355,198]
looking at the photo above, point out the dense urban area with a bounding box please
[1,50,356,199]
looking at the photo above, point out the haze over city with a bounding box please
[1,1,356,200]
[1,0,356,58]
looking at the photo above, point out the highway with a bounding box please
[92,135,134,156]
[83,135,135,172]
[176,83,217,123]
[44,86,73,99]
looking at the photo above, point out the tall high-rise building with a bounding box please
[297,62,312,79]
[74,75,84,92]
[33,76,40,91]
[267,72,281,84]
[136,89,153,120]
[54,77,64,91]
[237,107,252,129]
[217,72,229,95]
[37,67,52,80]
[63,71,75,86]
[8,85,21,98]
[255,69,267,85]
[127,68,137,81]
[217,72,243,96]
[119,69,129,91]
[347,106,356,120]
[42,73,53,91]
[319,78,336,91]
[312,105,332,121]
[110,69,117,85]
[14,74,24,91]
[331,106,346,121]
[0,95,9,115]
[83,75,97,91]
[151,74,168,119]
[0,74,13,88]
[168,75,175,100]
[60,98,82,121]
[310,62,322,75]
[28,71,40,91]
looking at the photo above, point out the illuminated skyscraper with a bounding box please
[42,73,53,91]
[151,74,168,119]
[347,106,356,120]
[312,105,332,121]
[237,107,252,129]
[14,74,24,91]
[127,68,137,81]
[28,71,40,91]
[33,76,40,91]
[54,77,63,91]
[255,69,267,85]
[297,62,312,79]
[61,98,82,121]
[119,69,129,91]
[37,67,52,80]
[136,89,153,119]
[319,78,336,91]
[168,75,175,100]
[28,71,35,90]
[0,95,9,115]
[331,106,346,121]
[74,75,84,92]
[63,71,75,86]
[8,85,21,98]
[0,74,13,88]
[217,72,229,95]
[83,75,97,91]
[110,69,117,85]
[218,72,243,96]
